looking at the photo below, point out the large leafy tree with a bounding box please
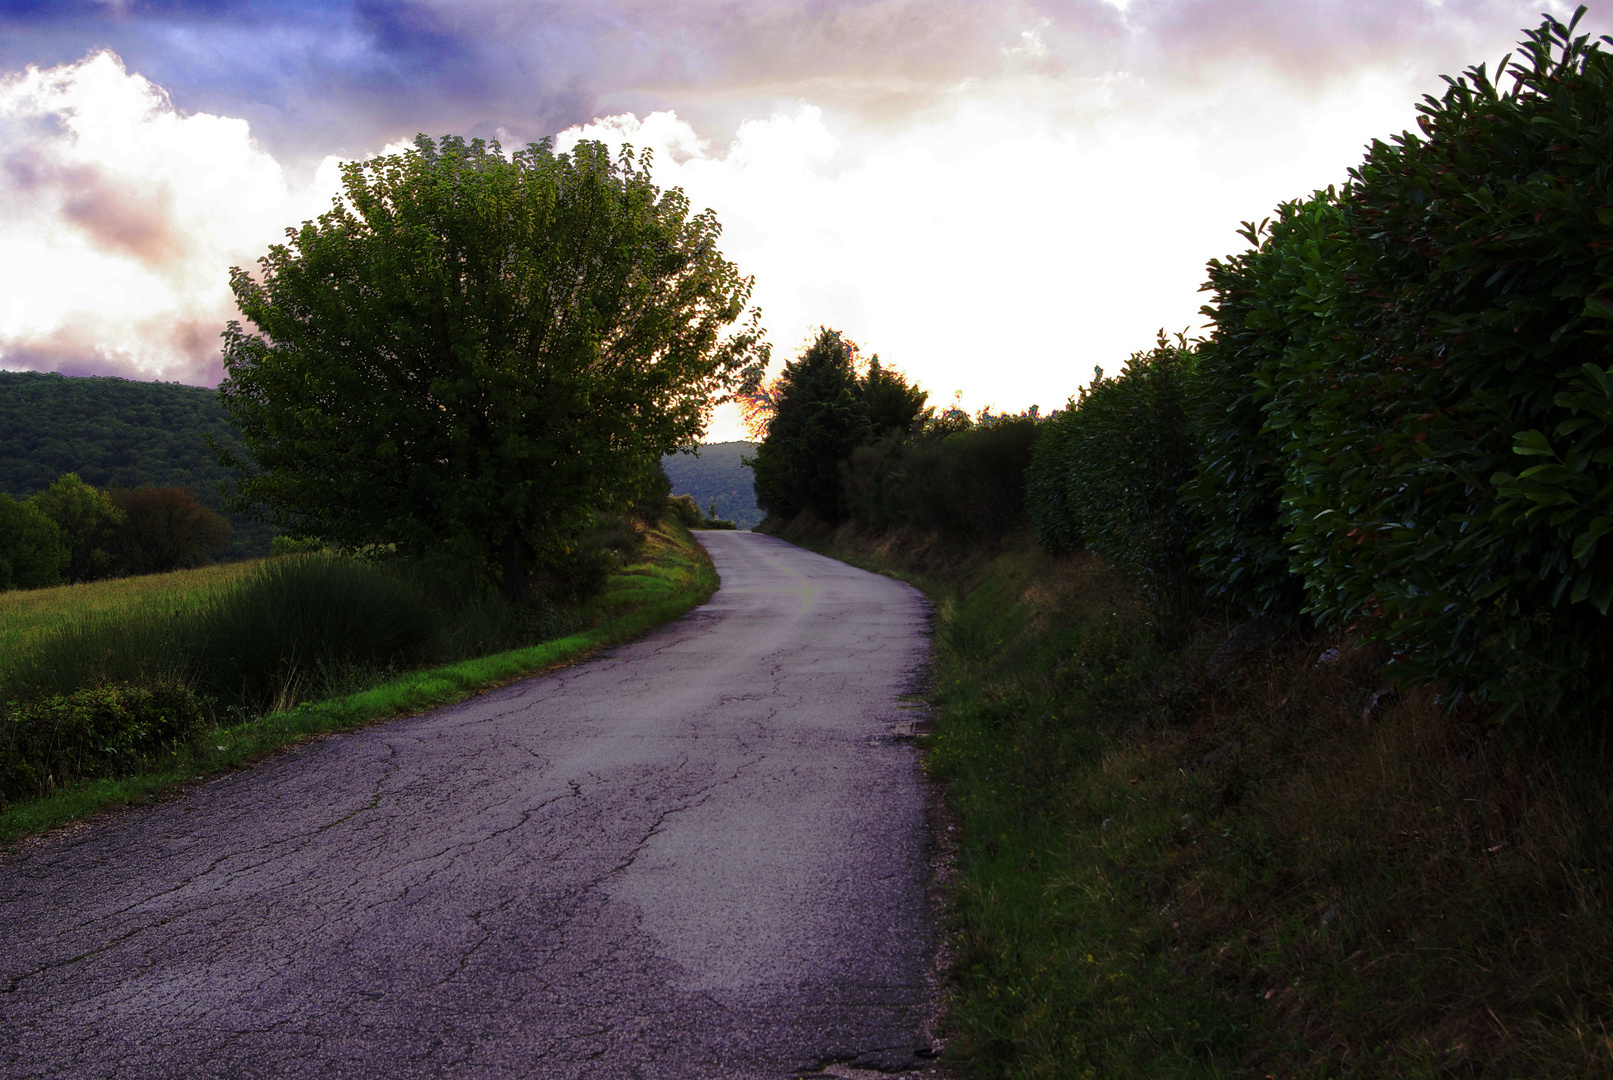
[219,135,765,596]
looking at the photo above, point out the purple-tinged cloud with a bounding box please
[0,51,340,387]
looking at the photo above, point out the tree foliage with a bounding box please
[0,494,65,590]
[748,328,926,522]
[219,134,765,596]
[844,410,1040,539]
[108,486,231,575]
[32,473,124,584]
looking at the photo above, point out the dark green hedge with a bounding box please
[1025,336,1199,614]
[1175,10,1613,721]
[0,682,208,807]
[1027,12,1613,721]
[1178,199,1342,623]
[844,415,1039,539]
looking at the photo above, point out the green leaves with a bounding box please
[220,135,765,596]
[1026,334,1201,616]
[1174,10,1613,722]
[748,328,876,522]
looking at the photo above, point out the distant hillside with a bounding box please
[662,442,760,528]
[0,371,272,558]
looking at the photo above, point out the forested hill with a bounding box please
[661,442,760,528]
[0,371,270,556]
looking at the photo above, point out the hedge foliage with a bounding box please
[844,414,1040,539]
[1178,200,1339,623]
[1026,336,1200,614]
[1021,11,1613,723]
[0,681,208,808]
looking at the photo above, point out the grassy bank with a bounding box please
[770,518,1613,1078]
[0,521,717,846]
[0,561,258,657]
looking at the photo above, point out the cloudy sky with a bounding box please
[0,1,1603,439]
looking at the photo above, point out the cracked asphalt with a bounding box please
[0,531,937,1080]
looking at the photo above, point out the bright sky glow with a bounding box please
[0,1,1602,440]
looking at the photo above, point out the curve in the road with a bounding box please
[0,531,936,1080]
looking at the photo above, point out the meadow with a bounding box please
[0,561,255,658]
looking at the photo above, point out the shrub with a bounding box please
[1179,197,1342,622]
[1025,335,1200,615]
[269,534,327,555]
[0,492,66,590]
[843,412,1040,538]
[1235,12,1613,721]
[0,681,208,807]
[665,494,738,530]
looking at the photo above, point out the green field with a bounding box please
[0,560,257,658]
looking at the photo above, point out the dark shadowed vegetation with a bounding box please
[1,472,233,590]
[748,327,928,523]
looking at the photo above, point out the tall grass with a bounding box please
[0,561,256,656]
[0,553,578,714]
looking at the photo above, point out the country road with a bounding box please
[0,531,939,1080]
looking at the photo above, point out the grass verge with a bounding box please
[0,521,717,847]
[766,516,1613,1079]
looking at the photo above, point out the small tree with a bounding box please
[0,493,66,590]
[747,329,925,522]
[109,486,231,574]
[219,135,765,598]
[30,474,123,583]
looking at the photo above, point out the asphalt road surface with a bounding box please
[0,531,937,1080]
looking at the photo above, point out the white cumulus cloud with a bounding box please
[558,61,1431,440]
[0,51,343,384]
